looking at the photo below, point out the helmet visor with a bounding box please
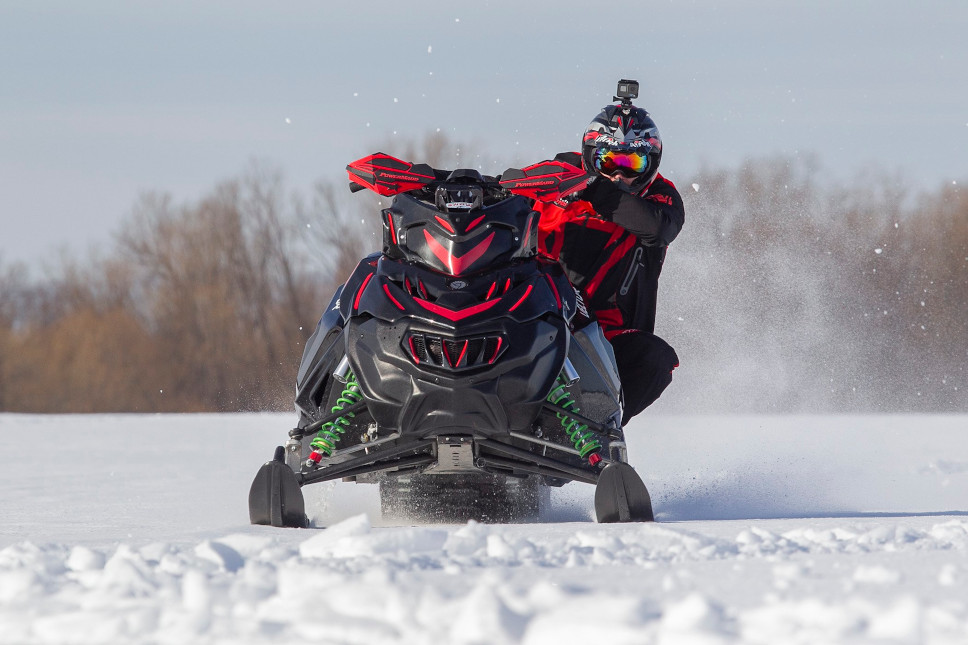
[594,148,649,178]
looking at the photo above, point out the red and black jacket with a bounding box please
[534,152,684,338]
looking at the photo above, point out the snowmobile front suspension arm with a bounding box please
[540,401,616,437]
[477,438,600,485]
[476,454,598,486]
[296,439,435,485]
[289,400,370,440]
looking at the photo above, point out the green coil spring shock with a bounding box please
[306,370,363,466]
[546,372,603,465]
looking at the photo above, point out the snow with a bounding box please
[2,413,968,643]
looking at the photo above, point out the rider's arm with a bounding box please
[585,174,685,247]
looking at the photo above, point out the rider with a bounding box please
[532,80,684,424]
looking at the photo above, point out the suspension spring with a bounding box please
[306,370,363,465]
[546,372,602,464]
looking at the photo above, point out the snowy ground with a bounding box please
[1,413,967,644]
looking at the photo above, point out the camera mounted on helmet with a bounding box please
[613,79,639,106]
[581,79,662,191]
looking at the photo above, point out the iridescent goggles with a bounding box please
[593,146,651,178]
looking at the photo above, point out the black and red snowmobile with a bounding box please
[248,153,654,527]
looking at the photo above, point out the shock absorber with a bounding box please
[305,370,364,466]
[546,372,603,465]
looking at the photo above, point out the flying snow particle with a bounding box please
[455,18,460,22]
[691,183,700,192]
[496,98,500,103]
[393,98,399,103]
[159,390,164,394]
[285,117,291,124]
[427,45,432,54]
[353,92,358,97]
[875,248,883,254]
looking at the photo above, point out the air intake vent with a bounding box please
[407,333,506,369]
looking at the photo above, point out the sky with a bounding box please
[2,0,967,267]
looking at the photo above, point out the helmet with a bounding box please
[581,104,662,190]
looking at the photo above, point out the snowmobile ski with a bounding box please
[248,446,308,528]
[594,462,654,522]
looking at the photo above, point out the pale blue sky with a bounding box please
[2,0,966,266]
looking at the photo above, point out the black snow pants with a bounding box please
[609,331,679,425]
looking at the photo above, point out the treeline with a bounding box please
[0,166,375,412]
[1,150,966,413]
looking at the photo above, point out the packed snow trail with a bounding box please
[1,413,967,643]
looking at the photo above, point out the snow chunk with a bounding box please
[853,564,901,584]
[67,545,105,572]
[692,183,700,192]
[299,515,448,559]
[194,540,244,572]
[938,563,960,586]
[661,592,728,634]
[874,248,883,254]
[867,597,921,641]
[443,520,489,557]
[0,568,41,603]
[449,581,526,644]
[181,569,211,612]
[97,545,159,598]
[299,514,371,558]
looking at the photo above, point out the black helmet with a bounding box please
[581,103,662,190]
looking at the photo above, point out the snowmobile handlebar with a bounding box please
[346,152,591,203]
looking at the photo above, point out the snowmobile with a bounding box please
[248,153,654,527]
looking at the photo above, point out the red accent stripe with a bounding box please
[408,336,420,364]
[522,213,533,250]
[405,277,412,294]
[434,215,456,234]
[488,337,503,364]
[456,340,468,366]
[486,282,497,299]
[466,214,486,232]
[383,283,405,310]
[386,213,397,245]
[585,236,636,298]
[508,284,534,312]
[442,340,453,367]
[423,230,496,275]
[503,278,511,293]
[418,280,428,299]
[545,274,562,311]
[414,297,499,322]
[354,273,375,311]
